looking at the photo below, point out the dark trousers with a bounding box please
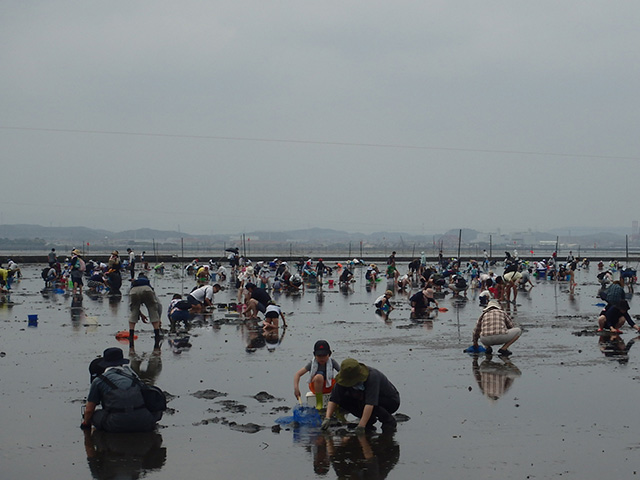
[338,396,399,427]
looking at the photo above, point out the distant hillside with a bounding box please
[0,224,112,241]
[0,224,637,249]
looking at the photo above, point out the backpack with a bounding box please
[103,371,167,413]
[141,385,167,413]
[78,258,86,272]
[504,263,518,274]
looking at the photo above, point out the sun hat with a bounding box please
[484,299,502,311]
[335,358,369,387]
[72,249,82,256]
[99,347,130,368]
[313,340,332,356]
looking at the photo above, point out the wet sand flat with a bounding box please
[1,264,639,479]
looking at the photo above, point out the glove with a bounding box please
[321,418,331,431]
[355,425,366,435]
[80,422,91,430]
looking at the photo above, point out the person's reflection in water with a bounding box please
[340,283,353,296]
[71,293,85,329]
[316,289,325,306]
[243,319,266,353]
[472,355,522,402]
[598,334,639,364]
[0,293,11,309]
[326,432,400,479]
[264,324,287,352]
[128,344,162,384]
[83,429,166,480]
[108,293,122,316]
[375,308,392,324]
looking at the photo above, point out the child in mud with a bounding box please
[294,340,341,410]
[263,301,287,328]
[597,300,640,334]
[374,290,394,313]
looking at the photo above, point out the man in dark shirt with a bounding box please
[410,288,437,317]
[322,358,400,434]
[244,282,272,319]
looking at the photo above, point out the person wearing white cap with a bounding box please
[472,300,521,356]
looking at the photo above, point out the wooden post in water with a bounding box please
[490,234,492,261]
[626,235,629,265]
[181,237,184,295]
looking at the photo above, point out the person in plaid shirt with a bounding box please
[472,300,521,356]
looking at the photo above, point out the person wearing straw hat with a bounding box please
[106,251,123,294]
[81,347,161,432]
[69,249,85,294]
[321,358,400,434]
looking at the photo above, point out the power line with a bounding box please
[1,125,638,161]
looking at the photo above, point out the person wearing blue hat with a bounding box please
[81,347,162,432]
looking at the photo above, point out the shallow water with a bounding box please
[1,265,639,479]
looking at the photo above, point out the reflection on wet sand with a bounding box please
[472,356,522,402]
[71,293,85,325]
[83,430,166,480]
[598,334,640,364]
[129,345,162,385]
[295,429,400,478]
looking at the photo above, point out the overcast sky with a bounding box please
[2,1,639,236]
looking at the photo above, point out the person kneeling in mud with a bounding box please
[409,287,438,318]
[598,300,640,334]
[81,347,161,432]
[294,340,340,410]
[167,294,192,333]
[374,290,394,313]
[263,301,287,328]
[322,358,400,434]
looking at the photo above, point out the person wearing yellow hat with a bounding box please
[321,358,400,434]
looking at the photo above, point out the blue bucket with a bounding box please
[28,314,38,327]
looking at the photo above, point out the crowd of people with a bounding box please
[21,246,636,436]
